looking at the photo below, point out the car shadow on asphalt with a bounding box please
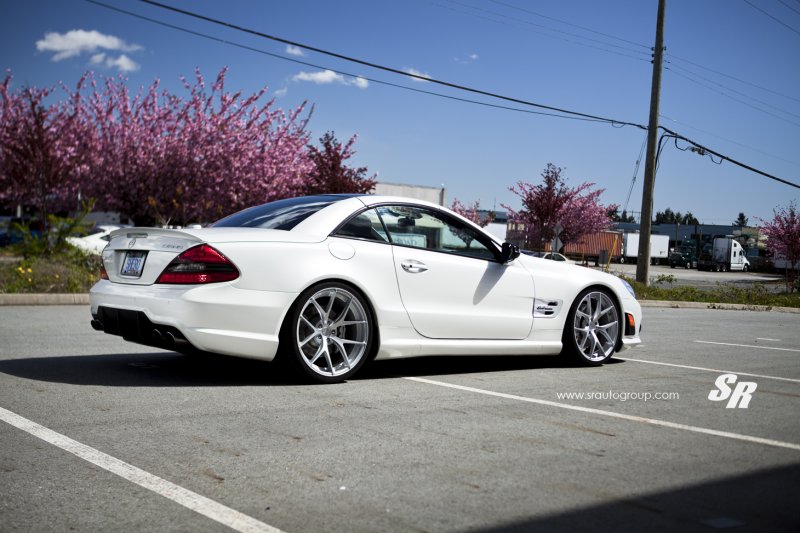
[356,354,624,381]
[0,351,624,387]
[470,463,799,533]
[0,352,290,387]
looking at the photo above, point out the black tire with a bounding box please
[743,264,749,272]
[670,264,675,269]
[561,287,621,366]
[279,282,375,383]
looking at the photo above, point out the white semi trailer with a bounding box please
[620,233,669,265]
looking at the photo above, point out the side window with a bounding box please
[334,209,388,243]
[377,205,496,260]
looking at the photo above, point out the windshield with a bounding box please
[212,196,353,231]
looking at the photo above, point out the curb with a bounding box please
[0,293,90,305]
[639,300,800,314]
[0,294,797,314]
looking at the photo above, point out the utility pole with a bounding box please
[636,0,666,285]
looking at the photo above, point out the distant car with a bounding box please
[90,195,642,383]
[68,225,129,255]
[542,252,575,264]
[523,250,575,264]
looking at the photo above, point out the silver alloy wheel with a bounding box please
[572,291,619,362]
[295,287,369,378]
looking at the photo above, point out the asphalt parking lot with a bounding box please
[1,305,798,532]
[605,263,783,288]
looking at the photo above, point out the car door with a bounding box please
[376,205,534,340]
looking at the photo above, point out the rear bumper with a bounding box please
[90,280,297,361]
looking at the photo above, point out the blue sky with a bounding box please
[2,0,799,224]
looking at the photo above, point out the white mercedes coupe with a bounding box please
[90,195,642,383]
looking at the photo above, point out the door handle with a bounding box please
[401,260,428,273]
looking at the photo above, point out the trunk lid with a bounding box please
[101,227,323,285]
[102,228,203,285]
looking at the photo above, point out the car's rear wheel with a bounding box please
[282,282,374,383]
[562,288,620,366]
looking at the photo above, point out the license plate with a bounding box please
[121,251,147,277]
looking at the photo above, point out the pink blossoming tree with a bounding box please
[303,131,376,196]
[82,68,314,225]
[450,198,495,249]
[1,68,327,227]
[760,202,800,292]
[502,163,616,251]
[0,73,96,231]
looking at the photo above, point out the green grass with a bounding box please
[623,276,800,309]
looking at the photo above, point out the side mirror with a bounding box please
[500,242,520,264]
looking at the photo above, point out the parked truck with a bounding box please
[561,230,622,265]
[697,236,750,272]
[619,233,669,265]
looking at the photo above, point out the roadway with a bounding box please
[1,305,798,532]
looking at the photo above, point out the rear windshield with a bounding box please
[212,196,345,231]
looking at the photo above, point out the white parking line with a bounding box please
[695,340,800,353]
[403,377,800,452]
[756,338,782,342]
[0,407,282,533]
[616,357,800,383]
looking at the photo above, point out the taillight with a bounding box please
[156,244,239,284]
[100,264,109,280]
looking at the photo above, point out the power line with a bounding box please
[777,0,800,16]
[83,0,608,124]
[659,113,800,168]
[453,0,800,117]
[623,133,648,213]
[665,66,800,128]
[659,126,800,189]
[743,0,800,36]
[130,0,644,128]
[666,55,800,105]
[665,61,800,122]
[87,0,799,191]
[435,0,651,61]
[488,0,650,50]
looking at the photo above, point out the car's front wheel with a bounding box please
[562,288,620,366]
[281,282,374,383]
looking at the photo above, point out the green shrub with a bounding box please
[0,246,101,293]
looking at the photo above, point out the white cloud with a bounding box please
[293,69,342,84]
[36,29,141,62]
[36,29,141,72]
[285,44,305,57]
[274,87,288,97]
[403,67,431,82]
[292,69,368,89]
[86,51,139,72]
[105,54,139,72]
[454,52,479,64]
